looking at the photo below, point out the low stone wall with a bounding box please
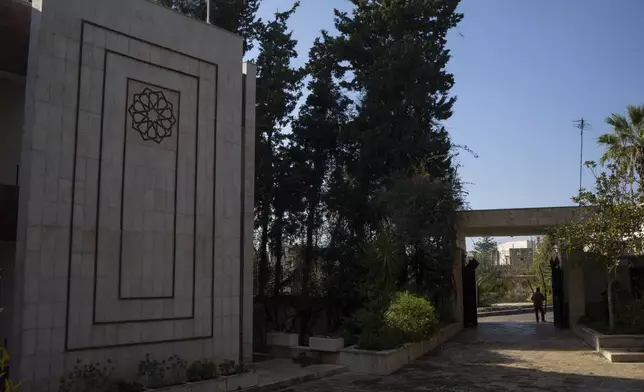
[338,322,462,375]
[574,325,644,362]
[575,325,644,350]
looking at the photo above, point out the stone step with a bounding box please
[601,348,644,363]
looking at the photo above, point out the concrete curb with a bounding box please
[478,306,552,318]
[245,367,346,392]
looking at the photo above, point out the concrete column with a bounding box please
[452,234,465,326]
[562,250,586,327]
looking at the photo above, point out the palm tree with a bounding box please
[598,105,644,182]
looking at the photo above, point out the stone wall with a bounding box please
[13,0,254,390]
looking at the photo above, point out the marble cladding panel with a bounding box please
[64,25,214,349]
[17,0,249,388]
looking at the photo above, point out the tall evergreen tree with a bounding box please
[254,2,303,299]
[331,0,463,238]
[326,0,464,316]
[209,0,263,54]
[289,34,350,339]
[152,0,262,54]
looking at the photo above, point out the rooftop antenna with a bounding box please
[573,118,591,198]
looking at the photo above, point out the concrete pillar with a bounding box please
[562,250,586,327]
[452,234,465,326]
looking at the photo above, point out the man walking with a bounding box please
[532,287,546,322]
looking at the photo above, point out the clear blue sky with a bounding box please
[254,0,644,212]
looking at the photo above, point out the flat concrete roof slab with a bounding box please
[456,206,587,236]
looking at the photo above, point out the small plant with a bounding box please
[0,348,21,392]
[218,360,236,376]
[59,359,113,392]
[385,291,438,342]
[137,354,166,388]
[186,359,217,382]
[166,355,187,384]
[233,361,248,374]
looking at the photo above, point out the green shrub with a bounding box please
[186,360,217,382]
[357,323,405,351]
[384,291,438,342]
[352,301,405,351]
[616,298,644,333]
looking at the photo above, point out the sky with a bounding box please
[253,0,644,245]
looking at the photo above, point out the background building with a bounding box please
[497,238,541,270]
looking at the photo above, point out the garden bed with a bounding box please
[267,332,299,347]
[338,322,462,375]
[574,325,644,363]
[149,370,258,392]
[309,336,345,352]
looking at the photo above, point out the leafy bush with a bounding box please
[357,323,405,351]
[137,354,167,388]
[352,301,405,350]
[616,298,644,333]
[186,360,217,382]
[59,359,113,392]
[0,348,21,392]
[384,291,438,342]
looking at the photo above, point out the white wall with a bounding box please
[14,0,254,390]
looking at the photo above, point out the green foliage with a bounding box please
[351,300,404,351]
[59,359,113,392]
[0,348,20,392]
[471,237,509,306]
[556,161,644,270]
[218,360,236,376]
[384,292,438,342]
[531,235,554,299]
[151,0,262,54]
[473,237,497,263]
[255,1,304,298]
[360,231,405,299]
[137,354,167,388]
[615,298,644,333]
[186,360,217,382]
[166,355,187,384]
[557,137,644,331]
[598,104,644,182]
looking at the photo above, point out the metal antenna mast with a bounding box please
[573,118,590,195]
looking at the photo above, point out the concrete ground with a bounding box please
[278,313,644,391]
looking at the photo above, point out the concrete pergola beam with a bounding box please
[456,206,591,237]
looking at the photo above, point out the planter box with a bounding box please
[574,325,644,363]
[267,332,299,347]
[150,371,258,392]
[309,337,345,352]
[339,322,462,375]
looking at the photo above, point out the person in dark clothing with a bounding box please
[532,287,546,322]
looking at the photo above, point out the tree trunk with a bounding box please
[607,274,616,333]
[258,207,270,299]
[299,197,316,345]
[257,133,273,299]
[273,213,283,325]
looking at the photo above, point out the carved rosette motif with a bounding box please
[127,87,177,143]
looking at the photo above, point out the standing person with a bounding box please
[532,287,546,322]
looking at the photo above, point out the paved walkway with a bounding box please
[281,313,644,391]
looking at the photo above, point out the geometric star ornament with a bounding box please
[127,87,177,143]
